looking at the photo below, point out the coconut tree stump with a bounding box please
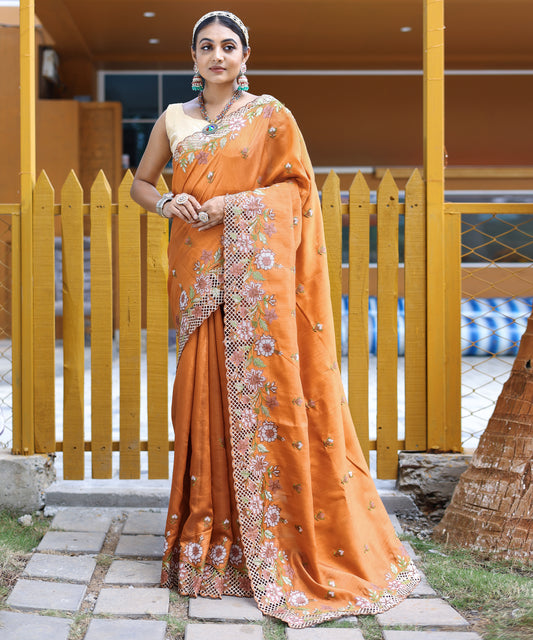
[433,308,533,562]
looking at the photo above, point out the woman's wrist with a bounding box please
[155,192,174,217]
[161,201,172,218]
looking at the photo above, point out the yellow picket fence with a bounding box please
[25,167,430,480]
[322,169,427,478]
[32,169,171,480]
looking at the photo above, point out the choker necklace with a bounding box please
[198,89,241,135]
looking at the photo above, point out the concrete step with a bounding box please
[45,480,417,514]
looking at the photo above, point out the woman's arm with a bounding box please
[130,113,201,221]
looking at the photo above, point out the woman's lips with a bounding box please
[209,67,225,72]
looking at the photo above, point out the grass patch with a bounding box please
[263,616,286,640]
[358,615,383,640]
[0,510,50,553]
[95,553,113,568]
[407,535,533,640]
[164,614,186,639]
[0,510,51,605]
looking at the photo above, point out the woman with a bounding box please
[131,10,419,628]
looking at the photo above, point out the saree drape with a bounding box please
[162,94,420,628]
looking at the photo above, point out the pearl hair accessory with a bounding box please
[192,11,249,46]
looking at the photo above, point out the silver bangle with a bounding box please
[156,192,174,217]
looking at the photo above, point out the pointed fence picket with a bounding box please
[61,171,85,480]
[90,171,113,478]
[146,176,171,479]
[348,172,371,461]
[33,171,55,454]
[404,169,427,451]
[29,168,427,480]
[118,171,142,479]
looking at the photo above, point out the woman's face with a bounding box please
[192,21,249,87]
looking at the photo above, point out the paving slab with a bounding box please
[189,595,263,621]
[287,628,364,639]
[123,510,166,535]
[383,632,482,640]
[388,513,403,534]
[50,507,115,532]
[105,560,161,585]
[401,540,419,560]
[93,587,169,616]
[23,553,96,583]
[37,530,106,553]
[412,571,437,597]
[185,623,264,640]
[6,579,86,612]
[115,534,165,557]
[377,599,469,628]
[84,618,167,640]
[0,610,72,640]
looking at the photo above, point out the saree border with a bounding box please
[222,190,420,628]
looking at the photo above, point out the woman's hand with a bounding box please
[163,193,202,222]
[190,195,225,231]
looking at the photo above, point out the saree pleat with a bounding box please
[164,308,253,597]
[161,95,420,627]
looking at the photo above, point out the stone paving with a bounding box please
[2,507,484,640]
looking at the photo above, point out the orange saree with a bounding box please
[161,95,420,628]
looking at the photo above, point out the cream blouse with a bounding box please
[165,103,206,154]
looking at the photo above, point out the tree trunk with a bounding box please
[433,308,533,563]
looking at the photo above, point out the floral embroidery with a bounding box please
[264,583,284,604]
[288,591,309,607]
[175,246,224,360]
[258,421,278,442]
[184,542,203,564]
[209,545,227,565]
[254,247,276,270]
[174,96,285,173]
[255,335,276,357]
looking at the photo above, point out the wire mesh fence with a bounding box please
[0,215,13,450]
[461,212,533,449]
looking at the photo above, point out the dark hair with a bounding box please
[192,15,248,50]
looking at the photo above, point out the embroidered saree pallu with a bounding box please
[162,95,420,628]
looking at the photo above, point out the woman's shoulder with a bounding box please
[249,94,292,118]
[253,95,296,126]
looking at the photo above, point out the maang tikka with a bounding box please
[192,63,203,91]
[238,62,249,91]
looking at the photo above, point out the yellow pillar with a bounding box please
[17,0,36,454]
[423,0,447,450]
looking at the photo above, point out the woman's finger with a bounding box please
[182,200,198,221]
[187,195,202,211]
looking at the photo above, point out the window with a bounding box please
[100,72,195,167]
